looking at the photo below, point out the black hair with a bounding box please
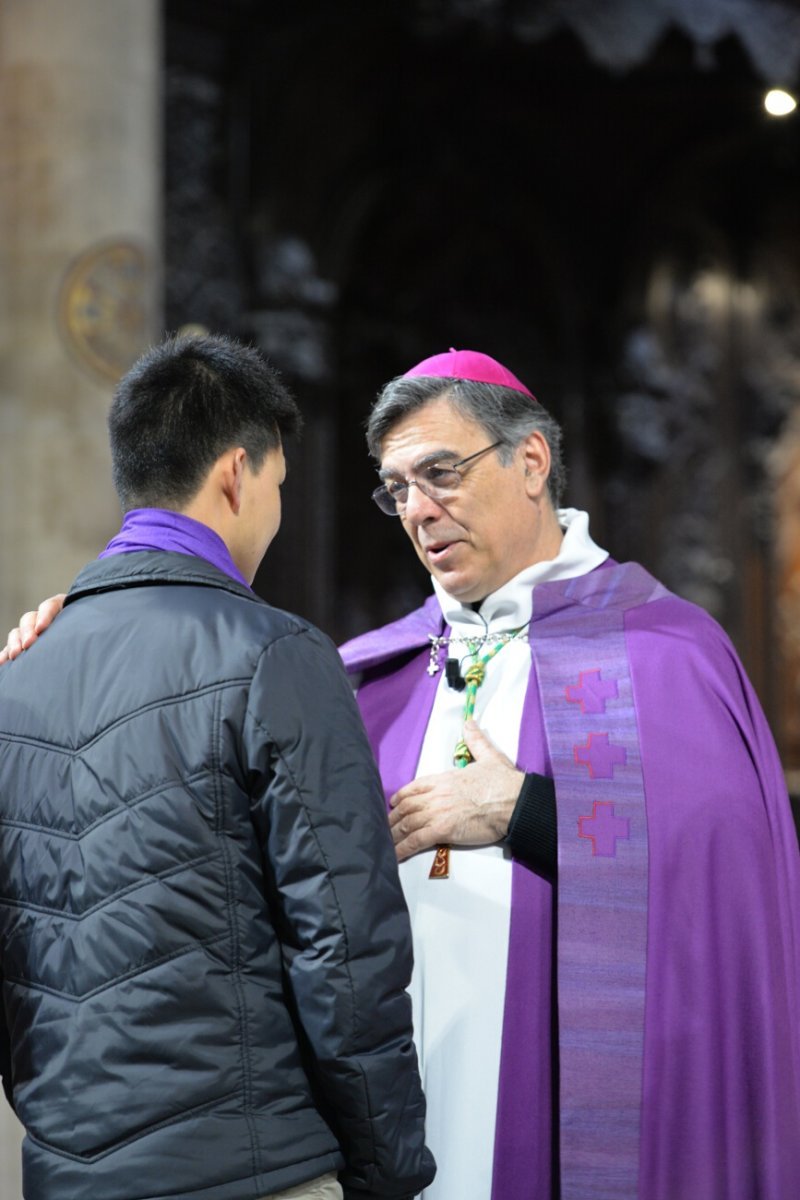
[108,333,302,510]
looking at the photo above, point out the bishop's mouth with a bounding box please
[423,540,459,565]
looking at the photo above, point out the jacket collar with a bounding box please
[66,550,259,607]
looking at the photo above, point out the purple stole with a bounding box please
[344,563,667,1200]
[535,565,667,1199]
[99,508,251,589]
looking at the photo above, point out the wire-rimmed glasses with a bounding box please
[372,441,503,516]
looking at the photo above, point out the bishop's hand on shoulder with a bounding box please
[0,593,66,664]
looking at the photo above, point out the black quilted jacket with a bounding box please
[0,552,434,1200]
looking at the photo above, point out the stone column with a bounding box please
[0,0,162,637]
[0,1,162,1190]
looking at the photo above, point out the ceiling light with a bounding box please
[764,89,797,116]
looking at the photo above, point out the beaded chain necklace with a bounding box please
[429,625,527,879]
[426,628,528,676]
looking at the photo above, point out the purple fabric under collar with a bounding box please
[99,508,251,590]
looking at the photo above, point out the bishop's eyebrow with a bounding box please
[378,448,461,480]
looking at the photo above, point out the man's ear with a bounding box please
[521,431,552,500]
[219,447,247,515]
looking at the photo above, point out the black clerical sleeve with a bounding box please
[505,772,557,880]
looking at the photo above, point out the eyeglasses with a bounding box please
[372,441,503,516]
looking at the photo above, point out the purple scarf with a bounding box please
[99,508,251,590]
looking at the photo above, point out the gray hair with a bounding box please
[366,374,567,508]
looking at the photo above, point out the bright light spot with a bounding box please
[764,89,797,117]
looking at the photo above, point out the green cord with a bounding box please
[452,629,524,767]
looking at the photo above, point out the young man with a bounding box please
[339,349,800,1200]
[0,334,435,1200]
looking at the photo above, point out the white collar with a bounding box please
[432,508,609,636]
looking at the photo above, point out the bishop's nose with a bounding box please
[401,480,446,524]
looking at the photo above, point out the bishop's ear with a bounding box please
[521,431,552,499]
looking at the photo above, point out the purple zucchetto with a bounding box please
[403,347,535,399]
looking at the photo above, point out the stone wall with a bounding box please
[0,0,161,636]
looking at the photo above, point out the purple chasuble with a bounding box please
[341,561,800,1200]
[99,508,251,589]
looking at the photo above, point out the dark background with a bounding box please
[162,0,800,814]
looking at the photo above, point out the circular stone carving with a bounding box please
[57,240,150,382]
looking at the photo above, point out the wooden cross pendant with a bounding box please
[429,845,450,879]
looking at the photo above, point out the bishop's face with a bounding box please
[377,395,562,604]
